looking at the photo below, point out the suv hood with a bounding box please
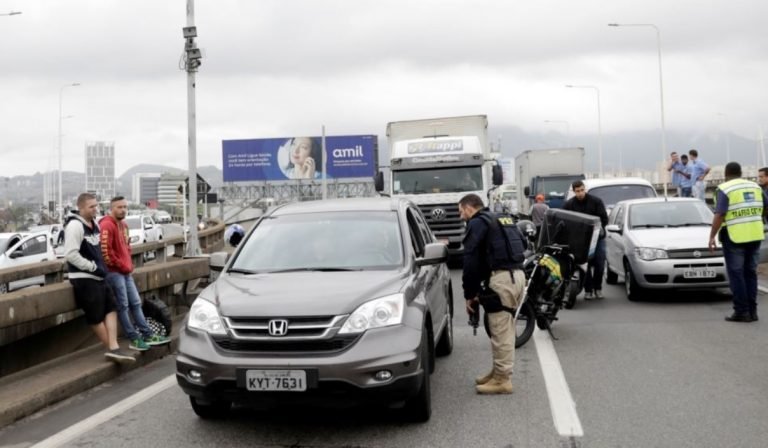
[212,270,409,317]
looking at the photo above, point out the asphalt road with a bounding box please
[1,270,767,448]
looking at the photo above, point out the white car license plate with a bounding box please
[683,269,716,279]
[245,370,307,392]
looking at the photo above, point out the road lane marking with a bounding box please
[758,286,768,294]
[533,328,584,438]
[30,374,176,448]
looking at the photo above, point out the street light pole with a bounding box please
[609,23,667,195]
[58,83,80,225]
[182,0,203,256]
[566,85,603,177]
[544,120,571,147]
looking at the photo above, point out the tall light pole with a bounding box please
[544,120,571,147]
[182,0,203,256]
[609,23,667,195]
[717,112,731,163]
[566,85,603,177]
[58,83,80,224]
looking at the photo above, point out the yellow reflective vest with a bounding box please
[715,178,764,243]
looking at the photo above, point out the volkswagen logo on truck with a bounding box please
[432,208,447,221]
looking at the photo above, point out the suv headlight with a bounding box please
[634,247,668,261]
[188,298,226,335]
[339,294,405,334]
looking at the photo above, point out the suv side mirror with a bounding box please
[415,243,448,267]
[605,224,621,234]
[374,171,384,192]
[492,165,503,186]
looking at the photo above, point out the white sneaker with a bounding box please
[584,291,594,300]
[594,290,604,299]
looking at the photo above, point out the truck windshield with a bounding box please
[537,178,573,198]
[393,166,483,194]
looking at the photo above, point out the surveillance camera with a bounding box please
[183,26,197,38]
[187,48,202,60]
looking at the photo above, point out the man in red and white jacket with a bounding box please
[100,197,170,351]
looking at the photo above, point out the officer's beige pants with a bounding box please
[487,269,526,379]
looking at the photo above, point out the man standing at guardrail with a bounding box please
[64,193,135,364]
[100,196,170,351]
[689,149,711,201]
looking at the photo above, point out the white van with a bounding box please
[566,177,657,212]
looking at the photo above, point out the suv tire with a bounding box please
[402,330,432,422]
[435,287,454,357]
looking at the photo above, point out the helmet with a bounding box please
[225,224,245,247]
[516,219,536,236]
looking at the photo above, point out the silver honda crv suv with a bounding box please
[176,198,453,422]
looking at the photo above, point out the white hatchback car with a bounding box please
[604,198,730,300]
[124,214,164,246]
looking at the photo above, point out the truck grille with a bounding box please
[418,203,465,236]
[222,315,347,341]
[212,334,359,354]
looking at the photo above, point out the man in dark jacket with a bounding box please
[460,193,526,394]
[564,180,609,299]
[64,193,134,364]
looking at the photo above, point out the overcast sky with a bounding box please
[1,0,767,177]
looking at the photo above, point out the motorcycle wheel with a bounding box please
[482,301,536,348]
[564,280,579,310]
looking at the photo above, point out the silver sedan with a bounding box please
[604,198,732,301]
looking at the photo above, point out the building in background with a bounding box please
[157,173,186,213]
[132,173,161,206]
[85,141,115,201]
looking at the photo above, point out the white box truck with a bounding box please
[375,115,502,256]
[515,147,585,215]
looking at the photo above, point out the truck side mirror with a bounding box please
[491,165,503,186]
[524,186,531,197]
[374,172,384,192]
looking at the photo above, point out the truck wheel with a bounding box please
[143,296,173,336]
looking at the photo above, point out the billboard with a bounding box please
[223,135,377,182]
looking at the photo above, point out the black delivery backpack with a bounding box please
[537,209,601,265]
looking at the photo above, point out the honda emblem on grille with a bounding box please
[693,250,702,258]
[268,319,289,336]
[432,208,446,221]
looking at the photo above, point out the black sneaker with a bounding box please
[751,311,759,322]
[105,349,136,364]
[724,313,753,323]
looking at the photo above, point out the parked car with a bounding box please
[153,210,172,224]
[124,215,163,246]
[605,198,732,300]
[0,232,56,293]
[176,198,453,422]
[567,177,657,213]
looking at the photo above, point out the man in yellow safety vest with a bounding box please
[709,162,768,322]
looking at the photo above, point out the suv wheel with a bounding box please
[402,330,432,422]
[189,396,231,419]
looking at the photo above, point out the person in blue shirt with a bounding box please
[677,154,694,197]
[688,149,711,201]
[667,151,684,196]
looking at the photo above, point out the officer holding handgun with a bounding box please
[459,193,527,395]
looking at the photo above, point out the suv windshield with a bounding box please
[589,185,656,208]
[629,201,713,229]
[231,211,404,272]
[393,166,482,194]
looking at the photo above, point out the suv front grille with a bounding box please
[418,203,464,236]
[212,334,359,354]
[223,315,347,340]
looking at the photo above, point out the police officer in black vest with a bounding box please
[459,193,527,394]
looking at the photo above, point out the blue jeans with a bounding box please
[721,232,760,315]
[585,238,606,292]
[680,187,692,198]
[106,272,152,340]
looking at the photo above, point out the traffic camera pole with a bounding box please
[184,0,201,256]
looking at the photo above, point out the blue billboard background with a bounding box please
[223,135,377,182]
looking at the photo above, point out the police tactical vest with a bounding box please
[477,211,527,267]
[716,178,764,243]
